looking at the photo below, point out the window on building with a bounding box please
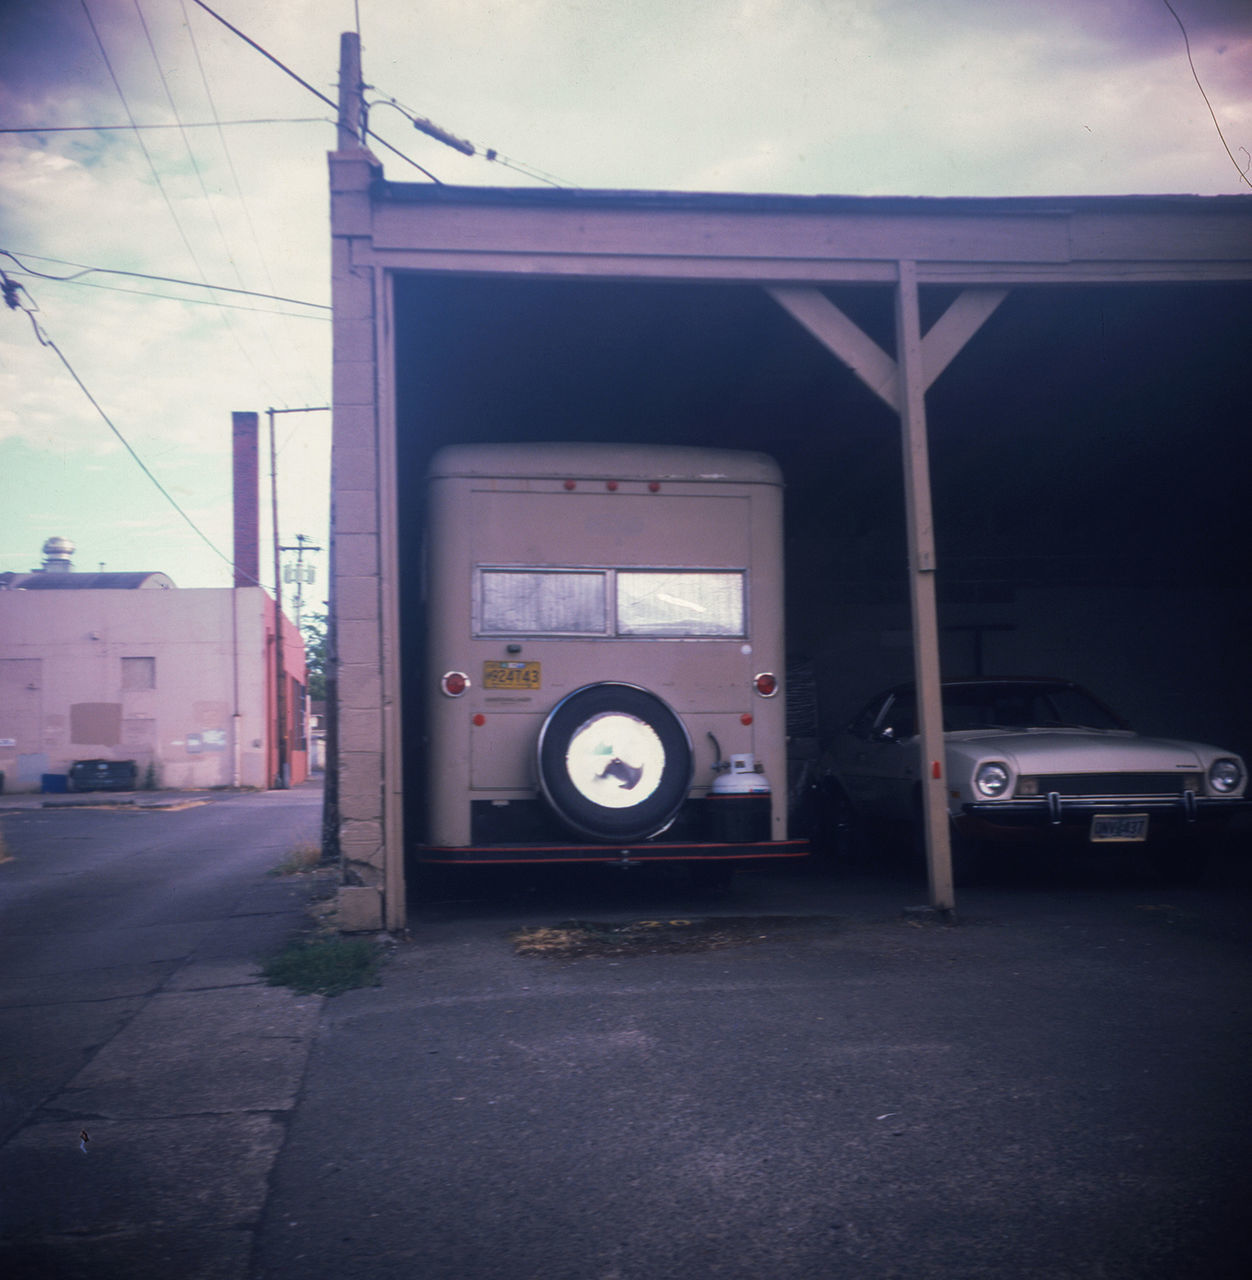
[121,657,156,691]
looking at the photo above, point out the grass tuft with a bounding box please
[270,840,325,876]
[261,936,383,996]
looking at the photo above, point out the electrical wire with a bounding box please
[134,0,299,409]
[0,118,328,133]
[368,95,576,187]
[0,265,330,320]
[80,0,209,283]
[1161,0,1252,190]
[179,0,324,402]
[1,270,262,587]
[186,0,442,182]
[0,250,330,310]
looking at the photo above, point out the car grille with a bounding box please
[1020,772,1192,798]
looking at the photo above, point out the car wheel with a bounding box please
[537,683,694,842]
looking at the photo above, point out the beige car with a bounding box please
[831,677,1249,882]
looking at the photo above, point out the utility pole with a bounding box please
[266,406,331,789]
[280,533,322,632]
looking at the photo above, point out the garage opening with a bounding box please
[392,273,1251,860]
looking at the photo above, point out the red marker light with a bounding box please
[648,481,661,492]
[441,671,469,697]
[754,672,779,697]
[740,713,753,725]
[472,713,486,726]
[606,480,619,491]
[932,761,942,779]
[563,478,576,490]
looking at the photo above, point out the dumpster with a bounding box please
[69,759,138,792]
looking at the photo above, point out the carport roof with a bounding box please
[377,182,1251,219]
[343,166,1252,285]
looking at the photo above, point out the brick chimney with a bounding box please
[232,412,259,588]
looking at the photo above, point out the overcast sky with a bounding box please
[1,0,1249,597]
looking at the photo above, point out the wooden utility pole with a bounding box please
[338,32,363,150]
[268,408,288,789]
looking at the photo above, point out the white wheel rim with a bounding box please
[565,712,665,809]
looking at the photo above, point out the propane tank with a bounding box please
[711,753,771,795]
[708,753,771,842]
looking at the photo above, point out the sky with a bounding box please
[0,0,1249,600]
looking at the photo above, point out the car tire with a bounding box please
[537,683,694,842]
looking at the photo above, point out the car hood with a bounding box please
[944,729,1211,773]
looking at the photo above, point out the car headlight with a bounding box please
[974,762,1011,798]
[1208,758,1244,795]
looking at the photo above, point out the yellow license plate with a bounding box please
[483,660,541,690]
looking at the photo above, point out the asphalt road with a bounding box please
[3,790,1252,1279]
[256,848,1252,1280]
[0,784,325,1278]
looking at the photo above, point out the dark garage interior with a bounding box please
[392,273,1251,836]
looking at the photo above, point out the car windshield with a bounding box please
[868,683,1127,738]
[941,683,1125,732]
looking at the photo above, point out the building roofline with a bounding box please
[374,181,1252,219]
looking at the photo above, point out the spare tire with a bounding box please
[537,683,694,842]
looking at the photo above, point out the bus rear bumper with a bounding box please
[414,839,811,867]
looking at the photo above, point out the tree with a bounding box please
[301,611,328,701]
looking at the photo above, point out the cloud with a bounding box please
[2,0,1250,587]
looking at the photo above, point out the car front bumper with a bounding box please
[961,793,1251,833]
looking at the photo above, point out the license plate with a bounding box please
[1090,814,1149,843]
[483,660,541,690]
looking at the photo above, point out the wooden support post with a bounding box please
[894,261,953,915]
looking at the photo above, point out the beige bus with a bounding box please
[420,442,807,874]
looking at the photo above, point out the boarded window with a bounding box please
[121,657,156,691]
[478,571,607,635]
[616,572,745,637]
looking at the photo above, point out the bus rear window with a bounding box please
[478,570,607,635]
[616,571,745,637]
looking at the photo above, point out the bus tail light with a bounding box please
[441,671,470,697]
[754,672,779,697]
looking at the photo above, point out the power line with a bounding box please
[186,0,442,182]
[0,250,330,310]
[1,270,261,586]
[0,118,327,133]
[1161,0,1252,190]
[369,95,576,187]
[134,0,302,410]
[0,265,331,320]
[80,0,209,287]
[179,0,324,403]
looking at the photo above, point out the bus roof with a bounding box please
[426,442,783,486]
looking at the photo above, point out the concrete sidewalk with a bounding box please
[0,785,329,1280]
[253,859,1252,1280]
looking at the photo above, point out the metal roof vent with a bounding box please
[40,536,75,573]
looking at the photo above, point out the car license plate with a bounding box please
[483,660,541,690]
[1089,814,1149,843]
